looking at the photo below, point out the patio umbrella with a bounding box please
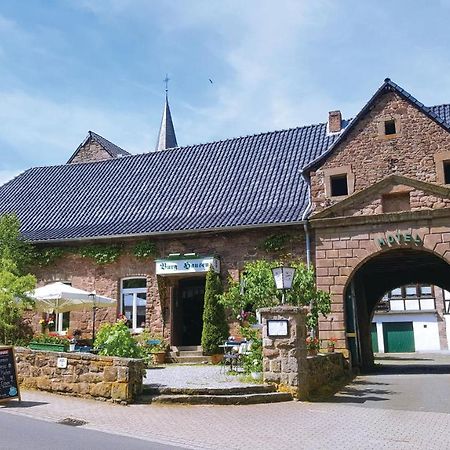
[29,282,116,340]
[30,282,115,313]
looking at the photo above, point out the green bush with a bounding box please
[240,326,262,374]
[201,269,229,355]
[94,320,141,358]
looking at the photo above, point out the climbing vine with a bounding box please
[31,240,158,267]
[79,245,122,265]
[132,241,158,259]
[261,234,291,253]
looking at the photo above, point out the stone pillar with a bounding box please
[259,306,309,399]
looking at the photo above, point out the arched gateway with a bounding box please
[344,247,450,369]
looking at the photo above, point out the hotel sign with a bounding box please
[155,256,220,275]
[376,232,423,248]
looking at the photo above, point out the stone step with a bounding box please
[139,391,293,405]
[172,346,202,352]
[167,355,211,364]
[142,384,276,396]
[170,350,204,357]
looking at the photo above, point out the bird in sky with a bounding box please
[209,78,213,84]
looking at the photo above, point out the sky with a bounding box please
[1,0,450,184]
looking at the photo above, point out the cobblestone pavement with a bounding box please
[144,365,256,388]
[2,354,450,449]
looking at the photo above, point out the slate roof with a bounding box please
[67,131,130,163]
[1,79,450,243]
[0,123,341,242]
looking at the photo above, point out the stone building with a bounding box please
[1,78,450,369]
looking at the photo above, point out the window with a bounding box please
[444,161,450,184]
[384,119,396,135]
[47,281,71,334]
[121,278,147,331]
[330,174,348,197]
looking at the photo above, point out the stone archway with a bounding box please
[344,248,450,369]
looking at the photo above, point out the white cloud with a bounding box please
[0,89,156,168]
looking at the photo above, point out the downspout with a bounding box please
[301,173,314,338]
[301,173,312,269]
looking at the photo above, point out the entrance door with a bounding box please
[173,278,205,347]
[371,323,379,353]
[383,322,415,353]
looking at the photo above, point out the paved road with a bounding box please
[0,410,182,450]
[332,352,450,414]
[2,353,450,449]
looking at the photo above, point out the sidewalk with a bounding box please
[2,388,450,449]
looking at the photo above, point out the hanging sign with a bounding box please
[0,346,21,403]
[155,256,220,275]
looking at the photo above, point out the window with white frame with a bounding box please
[383,284,435,312]
[121,278,147,331]
[47,281,71,334]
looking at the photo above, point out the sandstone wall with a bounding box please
[310,91,450,213]
[15,347,144,404]
[306,352,351,398]
[70,140,112,164]
[31,227,306,340]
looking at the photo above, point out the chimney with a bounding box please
[328,110,342,133]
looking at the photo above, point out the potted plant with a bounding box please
[151,340,168,364]
[327,337,338,353]
[29,333,69,352]
[306,336,320,356]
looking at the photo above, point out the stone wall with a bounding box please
[15,347,144,404]
[310,91,450,214]
[260,306,309,399]
[31,226,306,341]
[313,215,450,351]
[306,352,351,399]
[70,140,112,164]
[260,306,352,400]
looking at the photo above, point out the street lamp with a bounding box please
[271,266,296,304]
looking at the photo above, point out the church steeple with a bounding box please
[155,75,178,151]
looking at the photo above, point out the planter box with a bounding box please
[29,342,68,352]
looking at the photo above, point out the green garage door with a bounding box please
[371,323,379,353]
[383,322,415,353]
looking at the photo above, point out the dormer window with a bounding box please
[384,119,396,135]
[330,174,348,197]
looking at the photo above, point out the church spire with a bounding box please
[155,75,178,151]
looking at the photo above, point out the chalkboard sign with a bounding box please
[0,346,20,403]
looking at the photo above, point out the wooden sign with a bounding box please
[0,346,21,403]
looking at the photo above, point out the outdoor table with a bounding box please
[219,341,246,372]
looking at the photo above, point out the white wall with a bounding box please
[372,313,441,352]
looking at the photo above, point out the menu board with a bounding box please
[0,346,20,402]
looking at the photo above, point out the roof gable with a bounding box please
[67,131,130,164]
[303,79,450,174]
[311,174,450,219]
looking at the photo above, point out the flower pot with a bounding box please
[327,345,335,353]
[307,349,318,357]
[69,343,76,352]
[210,354,223,365]
[152,351,166,364]
[29,342,68,352]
